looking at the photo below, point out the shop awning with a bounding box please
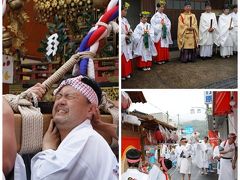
[125,91,147,103]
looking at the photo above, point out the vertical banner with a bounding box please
[208,130,219,148]
[3,55,14,84]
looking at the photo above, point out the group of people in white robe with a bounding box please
[199,3,238,59]
[121,1,238,79]
[174,133,237,180]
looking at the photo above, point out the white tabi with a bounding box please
[149,164,167,180]
[213,145,220,174]
[122,168,149,180]
[122,17,133,61]
[230,12,238,52]
[201,142,213,169]
[179,144,192,175]
[31,120,118,180]
[199,12,219,57]
[218,13,234,57]
[133,22,157,61]
[150,12,173,47]
[218,140,236,180]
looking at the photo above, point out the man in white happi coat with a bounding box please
[179,138,192,180]
[199,1,219,60]
[150,1,172,64]
[218,133,237,180]
[218,4,234,58]
[31,76,118,180]
[213,139,222,175]
[133,11,157,71]
[122,148,149,180]
[199,136,213,175]
[121,2,133,80]
[230,4,238,54]
[149,158,172,180]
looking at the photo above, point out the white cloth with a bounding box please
[179,144,192,174]
[31,120,118,180]
[201,142,213,169]
[219,140,235,158]
[149,164,167,180]
[150,12,173,47]
[121,17,133,61]
[122,168,149,180]
[230,12,238,51]
[161,144,171,159]
[175,145,182,168]
[200,45,213,57]
[133,22,157,61]
[218,13,234,57]
[218,159,234,180]
[199,12,219,46]
[213,146,220,174]
[14,154,27,180]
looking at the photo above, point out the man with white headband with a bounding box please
[122,148,149,180]
[31,75,118,180]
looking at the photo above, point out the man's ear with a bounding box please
[86,104,96,120]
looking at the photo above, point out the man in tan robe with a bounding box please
[177,0,199,63]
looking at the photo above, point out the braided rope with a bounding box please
[4,92,43,154]
[42,51,95,90]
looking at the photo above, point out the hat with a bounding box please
[122,2,130,10]
[158,0,166,7]
[159,158,173,172]
[126,148,141,163]
[53,75,99,105]
[205,0,211,7]
[184,0,191,6]
[140,11,151,18]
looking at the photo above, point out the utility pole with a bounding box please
[177,114,180,127]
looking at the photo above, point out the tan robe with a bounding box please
[177,12,199,50]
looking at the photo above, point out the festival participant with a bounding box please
[31,76,118,180]
[177,0,198,63]
[149,158,172,180]
[179,138,193,180]
[213,139,222,175]
[200,136,213,175]
[230,4,238,54]
[218,133,237,180]
[199,1,219,60]
[151,1,172,64]
[122,148,149,180]
[133,11,157,71]
[218,4,234,58]
[121,2,133,80]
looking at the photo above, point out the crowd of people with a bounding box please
[122,132,237,180]
[121,0,238,80]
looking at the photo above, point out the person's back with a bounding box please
[122,168,149,180]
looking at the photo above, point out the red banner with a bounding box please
[208,130,218,148]
[213,92,231,116]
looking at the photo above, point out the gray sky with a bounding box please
[128,90,210,123]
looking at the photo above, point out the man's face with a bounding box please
[122,8,127,17]
[52,85,93,128]
[141,16,148,24]
[224,9,229,15]
[233,7,238,13]
[159,5,164,13]
[228,137,236,144]
[204,138,208,143]
[205,6,211,13]
[184,5,191,12]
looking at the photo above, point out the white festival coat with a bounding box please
[31,120,118,180]
[121,17,133,61]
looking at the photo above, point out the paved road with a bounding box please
[122,52,237,89]
[171,164,218,180]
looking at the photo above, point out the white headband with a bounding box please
[53,76,99,105]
